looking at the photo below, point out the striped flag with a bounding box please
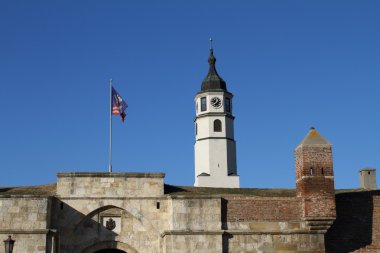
[111,87,128,122]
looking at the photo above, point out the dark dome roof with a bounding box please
[201,49,227,92]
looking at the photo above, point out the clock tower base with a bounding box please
[195,174,240,188]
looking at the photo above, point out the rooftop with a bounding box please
[297,127,332,147]
[200,48,227,92]
[0,183,375,197]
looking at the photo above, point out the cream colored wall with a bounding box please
[57,172,164,198]
[0,197,51,253]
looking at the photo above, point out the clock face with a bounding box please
[210,97,222,108]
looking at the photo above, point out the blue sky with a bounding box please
[0,1,379,189]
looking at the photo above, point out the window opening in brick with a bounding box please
[310,167,314,176]
[368,171,371,175]
[156,202,160,209]
[321,168,324,175]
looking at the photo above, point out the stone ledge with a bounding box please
[303,217,336,221]
[168,195,222,199]
[0,229,56,234]
[0,195,50,199]
[161,229,326,238]
[161,230,224,237]
[225,229,325,235]
[58,196,170,200]
[57,172,165,178]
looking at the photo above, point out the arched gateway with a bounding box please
[80,241,138,253]
[94,250,126,253]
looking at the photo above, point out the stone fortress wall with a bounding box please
[0,128,379,253]
[1,173,380,252]
[0,196,51,253]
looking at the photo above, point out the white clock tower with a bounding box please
[194,45,240,188]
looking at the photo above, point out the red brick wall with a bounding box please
[297,177,335,196]
[295,146,333,181]
[224,196,301,222]
[301,195,336,218]
[295,145,336,219]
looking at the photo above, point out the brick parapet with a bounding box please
[223,196,301,222]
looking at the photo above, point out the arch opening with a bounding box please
[94,250,126,253]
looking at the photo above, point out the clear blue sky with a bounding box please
[1,1,379,189]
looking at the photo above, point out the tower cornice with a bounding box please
[194,113,235,122]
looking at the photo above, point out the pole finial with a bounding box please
[209,37,213,50]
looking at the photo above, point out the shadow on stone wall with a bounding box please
[221,198,229,253]
[222,232,232,253]
[325,191,379,253]
[221,198,228,230]
[51,197,119,253]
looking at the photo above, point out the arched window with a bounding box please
[310,167,314,176]
[214,120,222,132]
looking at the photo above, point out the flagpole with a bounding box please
[109,78,113,173]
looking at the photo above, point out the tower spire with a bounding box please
[201,38,227,92]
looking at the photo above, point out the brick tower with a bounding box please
[295,127,336,222]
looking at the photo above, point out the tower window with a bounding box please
[195,123,198,135]
[214,119,222,132]
[225,98,231,113]
[201,97,207,111]
[310,167,314,176]
[321,168,324,175]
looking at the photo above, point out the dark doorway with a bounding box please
[94,250,126,253]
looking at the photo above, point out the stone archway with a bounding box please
[80,241,138,253]
[94,250,126,253]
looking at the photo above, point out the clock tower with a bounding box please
[194,45,240,188]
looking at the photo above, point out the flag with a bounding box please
[111,87,128,122]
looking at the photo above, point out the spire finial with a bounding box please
[201,37,227,92]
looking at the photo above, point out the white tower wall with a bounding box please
[194,91,240,188]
